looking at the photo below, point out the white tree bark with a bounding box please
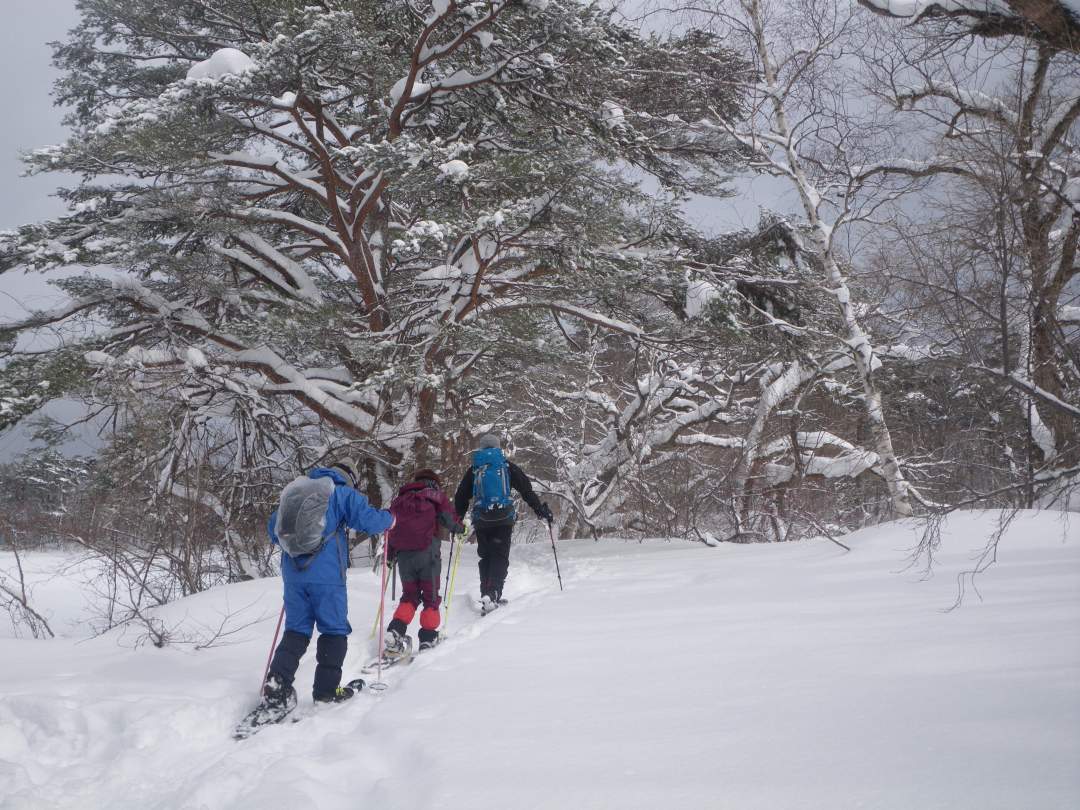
[737,0,915,517]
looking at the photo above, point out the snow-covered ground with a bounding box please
[1,510,1077,809]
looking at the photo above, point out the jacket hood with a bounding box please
[309,467,350,487]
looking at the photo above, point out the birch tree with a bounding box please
[857,0,1080,492]
[668,0,923,517]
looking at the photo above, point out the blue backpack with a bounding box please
[471,447,516,527]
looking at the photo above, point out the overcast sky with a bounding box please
[1,0,80,229]
[0,1,82,320]
[0,0,89,459]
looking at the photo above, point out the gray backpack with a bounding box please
[274,475,336,558]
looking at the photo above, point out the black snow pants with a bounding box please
[476,523,514,600]
[269,631,347,699]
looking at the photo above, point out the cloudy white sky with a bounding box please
[1,0,88,458]
[0,0,83,323]
[1,0,79,230]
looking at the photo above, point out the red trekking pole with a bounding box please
[371,535,390,691]
[259,603,286,699]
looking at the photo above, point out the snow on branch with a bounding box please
[477,301,645,338]
[186,48,257,81]
[893,80,1019,128]
[0,295,107,334]
[230,207,350,260]
[389,0,518,138]
[975,365,1080,421]
[759,430,882,485]
[216,231,323,304]
[857,0,1080,54]
[851,157,977,184]
[676,433,744,449]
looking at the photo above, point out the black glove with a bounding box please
[536,502,553,524]
[439,512,467,536]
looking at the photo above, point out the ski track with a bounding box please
[0,543,560,810]
[1,512,1079,809]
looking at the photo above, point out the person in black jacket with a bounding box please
[454,434,552,611]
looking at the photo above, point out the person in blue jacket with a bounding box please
[263,459,394,706]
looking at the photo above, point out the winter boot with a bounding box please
[314,686,352,703]
[480,595,500,616]
[314,677,365,704]
[383,627,412,660]
[418,629,439,651]
[262,673,297,711]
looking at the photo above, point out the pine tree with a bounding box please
[0,1,749,505]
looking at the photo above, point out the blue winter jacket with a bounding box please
[267,467,394,586]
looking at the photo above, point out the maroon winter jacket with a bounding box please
[387,481,463,552]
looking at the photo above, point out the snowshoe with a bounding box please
[480,595,500,616]
[418,634,440,652]
[234,675,297,740]
[361,634,414,673]
[360,651,413,674]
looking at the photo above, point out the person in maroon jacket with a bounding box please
[384,469,464,654]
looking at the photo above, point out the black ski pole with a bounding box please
[443,532,457,598]
[548,522,565,591]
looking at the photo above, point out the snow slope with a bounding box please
[1,510,1078,809]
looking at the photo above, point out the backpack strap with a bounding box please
[471,457,483,505]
